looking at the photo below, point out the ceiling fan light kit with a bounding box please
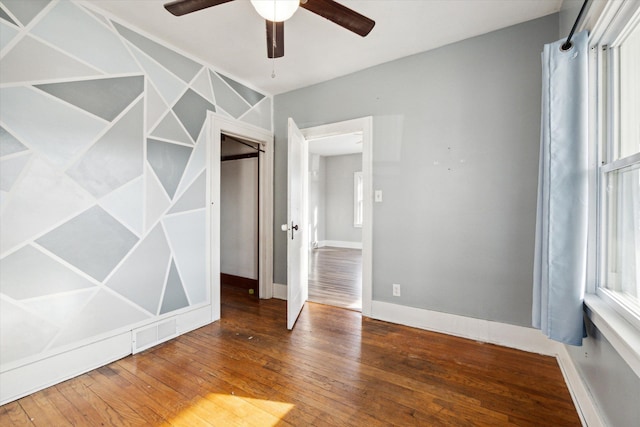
[250,0,300,22]
[164,0,375,58]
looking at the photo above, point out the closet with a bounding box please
[220,134,260,297]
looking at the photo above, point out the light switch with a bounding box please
[375,190,383,202]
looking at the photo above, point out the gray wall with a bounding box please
[559,3,640,426]
[324,153,362,244]
[274,14,559,327]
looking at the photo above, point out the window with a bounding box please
[598,6,640,326]
[353,171,363,228]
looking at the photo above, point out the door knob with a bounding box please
[290,223,298,239]
[281,222,299,239]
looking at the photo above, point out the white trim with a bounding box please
[589,0,640,48]
[317,240,362,249]
[600,150,640,173]
[209,113,274,310]
[0,332,131,405]
[597,288,640,331]
[370,300,561,355]
[585,294,640,378]
[301,116,373,316]
[556,345,606,427]
[0,306,213,405]
[353,170,363,228]
[587,0,640,385]
[273,282,287,300]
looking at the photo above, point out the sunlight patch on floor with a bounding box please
[169,393,295,426]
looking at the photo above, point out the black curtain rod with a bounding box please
[562,0,589,51]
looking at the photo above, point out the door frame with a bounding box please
[301,117,373,316]
[208,112,274,321]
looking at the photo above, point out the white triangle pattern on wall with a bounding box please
[99,176,144,237]
[0,0,271,367]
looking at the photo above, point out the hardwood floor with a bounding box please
[308,247,362,311]
[0,286,580,426]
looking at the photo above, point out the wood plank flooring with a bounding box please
[0,286,581,426]
[308,247,362,311]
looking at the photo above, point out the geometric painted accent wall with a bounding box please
[0,0,271,368]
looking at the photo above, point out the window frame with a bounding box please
[586,0,640,377]
[594,3,640,331]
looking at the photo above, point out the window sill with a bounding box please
[583,294,640,378]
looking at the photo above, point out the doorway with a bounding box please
[307,132,364,311]
[220,134,261,297]
[209,113,273,321]
[299,117,373,317]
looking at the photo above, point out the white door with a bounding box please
[286,118,308,329]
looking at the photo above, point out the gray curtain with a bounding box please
[533,30,588,346]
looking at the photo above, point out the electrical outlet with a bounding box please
[392,283,401,297]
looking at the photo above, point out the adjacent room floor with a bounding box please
[308,246,362,311]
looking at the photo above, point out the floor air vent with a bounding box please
[132,318,177,353]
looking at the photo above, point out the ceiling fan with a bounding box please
[163,0,375,58]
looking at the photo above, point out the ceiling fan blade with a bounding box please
[164,0,234,16]
[266,20,284,58]
[300,0,375,37]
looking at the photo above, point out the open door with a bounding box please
[285,118,308,329]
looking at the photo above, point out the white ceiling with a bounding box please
[309,132,363,156]
[90,0,563,95]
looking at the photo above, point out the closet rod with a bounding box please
[562,0,589,51]
[221,152,259,162]
[222,134,265,153]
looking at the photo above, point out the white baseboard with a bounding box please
[273,282,287,300]
[0,332,131,405]
[369,300,603,426]
[317,240,362,249]
[370,300,560,355]
[0,306,214,406]
[556,345,605,427]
